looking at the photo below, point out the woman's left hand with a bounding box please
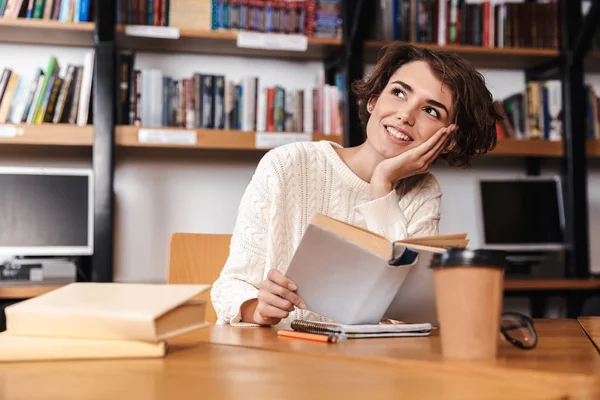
[370,124,456,198]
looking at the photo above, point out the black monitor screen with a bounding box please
[0,173,89,249]
[480,180,563,245]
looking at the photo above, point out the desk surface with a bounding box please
[1,319,599,400]
[579,317,600,351]
[201,319,600,376]
[0,337,568,400]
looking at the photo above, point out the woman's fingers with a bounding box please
[263,269,307,309]
[267,269,297,291]
[258,290,295,312]
[412,124,453,158]
[256,303,289,320]
[423,125,456,165]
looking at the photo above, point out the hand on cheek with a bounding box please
[371,124,457,198]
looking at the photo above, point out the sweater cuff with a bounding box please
[354,190,408,234]
[224,284,260,325]
[230,297,261,327]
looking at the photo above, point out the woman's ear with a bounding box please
[367,97,376,114]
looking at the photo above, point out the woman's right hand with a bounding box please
[241,269,307,326]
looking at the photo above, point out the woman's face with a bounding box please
[365,60,455,159]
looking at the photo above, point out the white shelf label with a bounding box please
[0,125,17,138]
[255,132,312,149]
[237,32,308,52]
[138,129,197,146]
[124,25,180,39]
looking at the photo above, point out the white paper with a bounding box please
[124,25,180,39]
[138,129,197,146]
[237,32,308,52]
[0,125,17,138]
[255,132,312,149]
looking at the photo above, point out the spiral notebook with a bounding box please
[290,319,433,339]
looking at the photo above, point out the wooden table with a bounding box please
[579,317,600,352]
[0,319,598,399]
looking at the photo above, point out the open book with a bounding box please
[285,213,468,325]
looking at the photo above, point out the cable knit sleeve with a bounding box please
[353,173,442,241]
[210,151,279,325]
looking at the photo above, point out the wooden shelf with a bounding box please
[116,126,344,150]
[504,279,600,291]
[489,139,600,157]
[490,139,563,157]
[116,27,342,60]
[365,41,558,69]
[0,123,93,146]
[0,19,94,48]
[0,284,63,299]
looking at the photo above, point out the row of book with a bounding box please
[117,51,343,135]
[0,53,95,126]
[116,0,170,27]
[374,0,558,49]
[495,81,561,142]
[495,80,600,142]
[211,0,342,39]
[0,0,92,22]
[115,0,342,39]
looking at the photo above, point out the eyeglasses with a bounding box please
[500,312,538,350]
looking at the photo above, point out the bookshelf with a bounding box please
[1,1,598,309]
[0,284,63,300]
[116,126,344,150]
[0,124,93,147]
[0,19,94,48]
[116,27,342,60]
[365,41,560,70]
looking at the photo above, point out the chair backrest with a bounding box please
[168,233,232,324]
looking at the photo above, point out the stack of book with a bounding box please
[0,282,211,362]
[0,52,95,126]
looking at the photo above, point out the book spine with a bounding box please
[20,70,43,123]
[0,69,12,104]
[193,74,201,128]
[52,65,75,123]
[213,75,225,129]
[201,74,214,129]
[42,76,62,122]
[31,0,43,18]
[51,0,61,19]
[0,74,19,123]
[78,0,89,21]
[42,0,54,19]
[67,66,83,124]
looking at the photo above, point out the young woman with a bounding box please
[211,43,500,326]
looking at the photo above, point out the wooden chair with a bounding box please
[168,233,232,324]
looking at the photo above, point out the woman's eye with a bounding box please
[392,88,406,99]
[424,107,439,119]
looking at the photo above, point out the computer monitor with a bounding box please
[0,166,93,257]
[478,176,565,251]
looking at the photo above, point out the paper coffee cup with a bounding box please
[430,249,508,360]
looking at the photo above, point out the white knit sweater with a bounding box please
[210,140,442,326]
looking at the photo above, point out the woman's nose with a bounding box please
[395,104,416,126]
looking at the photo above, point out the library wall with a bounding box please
[2,43,600,284]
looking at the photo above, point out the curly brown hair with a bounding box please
[352,43,501,167]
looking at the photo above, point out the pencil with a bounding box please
[277,329,338,343]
